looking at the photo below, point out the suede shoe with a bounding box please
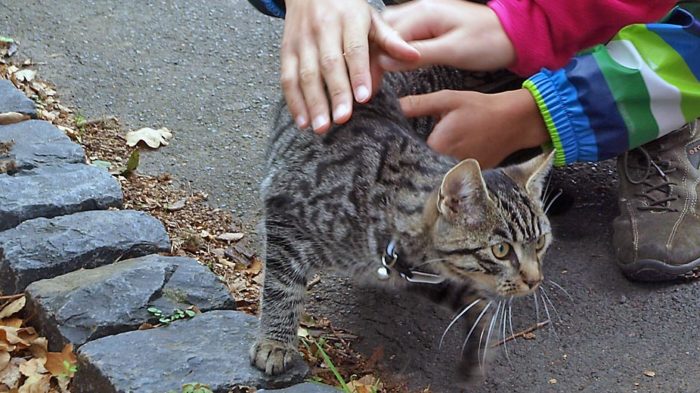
[613,120,700,282]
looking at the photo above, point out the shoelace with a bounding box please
[622,147,679,212]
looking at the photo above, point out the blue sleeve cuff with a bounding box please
[524,69,600,166]
[248,0,286,18]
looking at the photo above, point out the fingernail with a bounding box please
[295,115,306,128]
[312,114,328,130]
[356,86,370,102]
[333,104,349,121]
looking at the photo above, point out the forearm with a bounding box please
[488,0,677,76]
[523,7,700,166]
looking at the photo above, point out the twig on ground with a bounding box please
[491,320,550,347]
[307,274,321,290]
[0,294,24,301]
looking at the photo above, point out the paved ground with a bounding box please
[4,1,699,392]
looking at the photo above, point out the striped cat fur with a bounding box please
[250,67,554,378]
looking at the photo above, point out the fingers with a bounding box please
[298,42,331,133]
[279,46,308,129]
[318,21,353,125]
[342,13,373,103]
[369,10,420,63]
[399,90,457,118]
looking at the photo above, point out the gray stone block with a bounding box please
[73,311,308,393]
[0,120,85,171]
[25,254,236,350]
[259,383,341,392]
[0,210,170,294]
[0,80,36,117]
[0,163,123,230]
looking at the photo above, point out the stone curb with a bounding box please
[73,311,309,393]
[0,209,170,293]
[25,254,236,350]
[0,163,124,231]
[0,119,85,171]
[0,79,37,117]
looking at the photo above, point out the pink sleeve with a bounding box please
[487,0,677,76]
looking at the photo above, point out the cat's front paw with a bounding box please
[250,338,299,375]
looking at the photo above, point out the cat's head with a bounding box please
[426,151,554,298]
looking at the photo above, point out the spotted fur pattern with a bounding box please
[250,67,554,377]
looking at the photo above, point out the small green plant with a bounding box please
[147,306,196,325]
[302,336,382,393]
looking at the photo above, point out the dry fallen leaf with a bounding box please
[0,350,9,370]
[18,359,47,378]
[643,370,656,378]
[216,232,244,242]
[0,112,30,125]
[347,375,383,393]
[17,373,50,393]
[125,127,172,148]
[44,345,77,379]
[13,70,35,83]
[0,297,26,320]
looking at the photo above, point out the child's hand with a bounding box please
[400,89,549,168]
[380,0,515,73]
[282,0,419,133]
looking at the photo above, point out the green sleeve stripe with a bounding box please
[616,25,700,122]
[592,48,659,150]
[523,80,567,167]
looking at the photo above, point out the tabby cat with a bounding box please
[250,66,554,377]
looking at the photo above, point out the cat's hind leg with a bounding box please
[250,218,310,375]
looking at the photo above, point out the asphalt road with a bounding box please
[3,1,699,392]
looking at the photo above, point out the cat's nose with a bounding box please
[521,273,542,289]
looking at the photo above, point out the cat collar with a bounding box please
[378,240,445,285]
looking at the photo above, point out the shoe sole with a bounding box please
[620,257,700,282]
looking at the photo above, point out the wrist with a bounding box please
[481,7,516,69]
[498,89,549,150]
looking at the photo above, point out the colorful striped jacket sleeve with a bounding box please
[247,0,285,18]
[523,6,700,167]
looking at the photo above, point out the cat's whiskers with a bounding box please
[414,258,449,269]
[539,291,559,339]
[507,297,516,347]
[499,300,511,363]
[542,172,553,203]
[533,292,541,323]
[544,188,564,214]
[439,298,481,349]
[477,323,487,371]
[481,301,502,371]
[547,279,573,301]
[462,301,492,354]
[540,287,562,323]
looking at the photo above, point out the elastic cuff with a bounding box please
[523,73,576,167]
[250,0,286,18]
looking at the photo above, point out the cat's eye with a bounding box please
[491,243,510,259]
[536,235,546,251]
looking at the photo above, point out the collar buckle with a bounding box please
[377,239,445,285]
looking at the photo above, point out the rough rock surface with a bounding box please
[73,311,308,393]
[25,254,235,349]
[0,80,37,117]
[0,163,123,230]
[0,210,170,294]
[259,383,340,392]
[0,120,85,171]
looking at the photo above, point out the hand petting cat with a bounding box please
[281,0,419,133]
[400,89,549,168]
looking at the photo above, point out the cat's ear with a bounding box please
[438,159,493,222]
[504,150,554,201]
